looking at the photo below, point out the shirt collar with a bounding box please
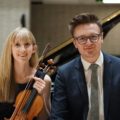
[81,51,103,71]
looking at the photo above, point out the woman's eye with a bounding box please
[15,43,20,47]
[25,43,30,47]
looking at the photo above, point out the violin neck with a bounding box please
[22,89,37,113]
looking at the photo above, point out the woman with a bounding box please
[0,27,51,120]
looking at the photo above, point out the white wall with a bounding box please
[0,0,30,54]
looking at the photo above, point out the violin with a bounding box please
[7,44,56,120]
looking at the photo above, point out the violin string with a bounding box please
[12,79,33,118]
[10,43,52,119]
[38,43,51,64]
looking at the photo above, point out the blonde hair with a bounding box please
[0,27,38,102]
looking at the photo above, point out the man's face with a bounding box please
[73,23,103,63]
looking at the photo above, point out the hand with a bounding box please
[32,76,46,95]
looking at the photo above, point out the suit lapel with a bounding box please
[74,57,89,116]
[103,54,112,120]
[74,54,113,119]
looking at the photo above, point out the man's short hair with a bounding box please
[68,13,103,37]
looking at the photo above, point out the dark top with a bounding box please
[0,69,45,120]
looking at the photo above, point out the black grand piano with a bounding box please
[41,10,120,85]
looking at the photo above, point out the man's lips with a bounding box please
[85,46,94,50]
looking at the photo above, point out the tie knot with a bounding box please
[90,64,98,71]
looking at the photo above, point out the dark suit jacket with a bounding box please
[51,53,120,120]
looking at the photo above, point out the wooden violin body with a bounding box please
[9,90,44,120]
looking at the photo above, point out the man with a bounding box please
[51,13,120,120]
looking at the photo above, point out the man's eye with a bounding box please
[78,37,86,41]
[90,36,98,40]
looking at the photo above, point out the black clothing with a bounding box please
[0,69,45,120]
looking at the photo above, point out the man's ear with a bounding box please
[101,32,104,43]
[33,44,37,53]
[73,39,78,49]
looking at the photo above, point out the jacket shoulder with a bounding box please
[104,53,120,63]
[58,56,80,72]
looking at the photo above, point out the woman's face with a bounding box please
[12,38,36,64]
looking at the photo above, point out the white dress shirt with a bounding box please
[81,51,104,120]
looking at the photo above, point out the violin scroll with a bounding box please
[39,59,56,76]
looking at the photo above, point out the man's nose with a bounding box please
[86,38,92,44]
